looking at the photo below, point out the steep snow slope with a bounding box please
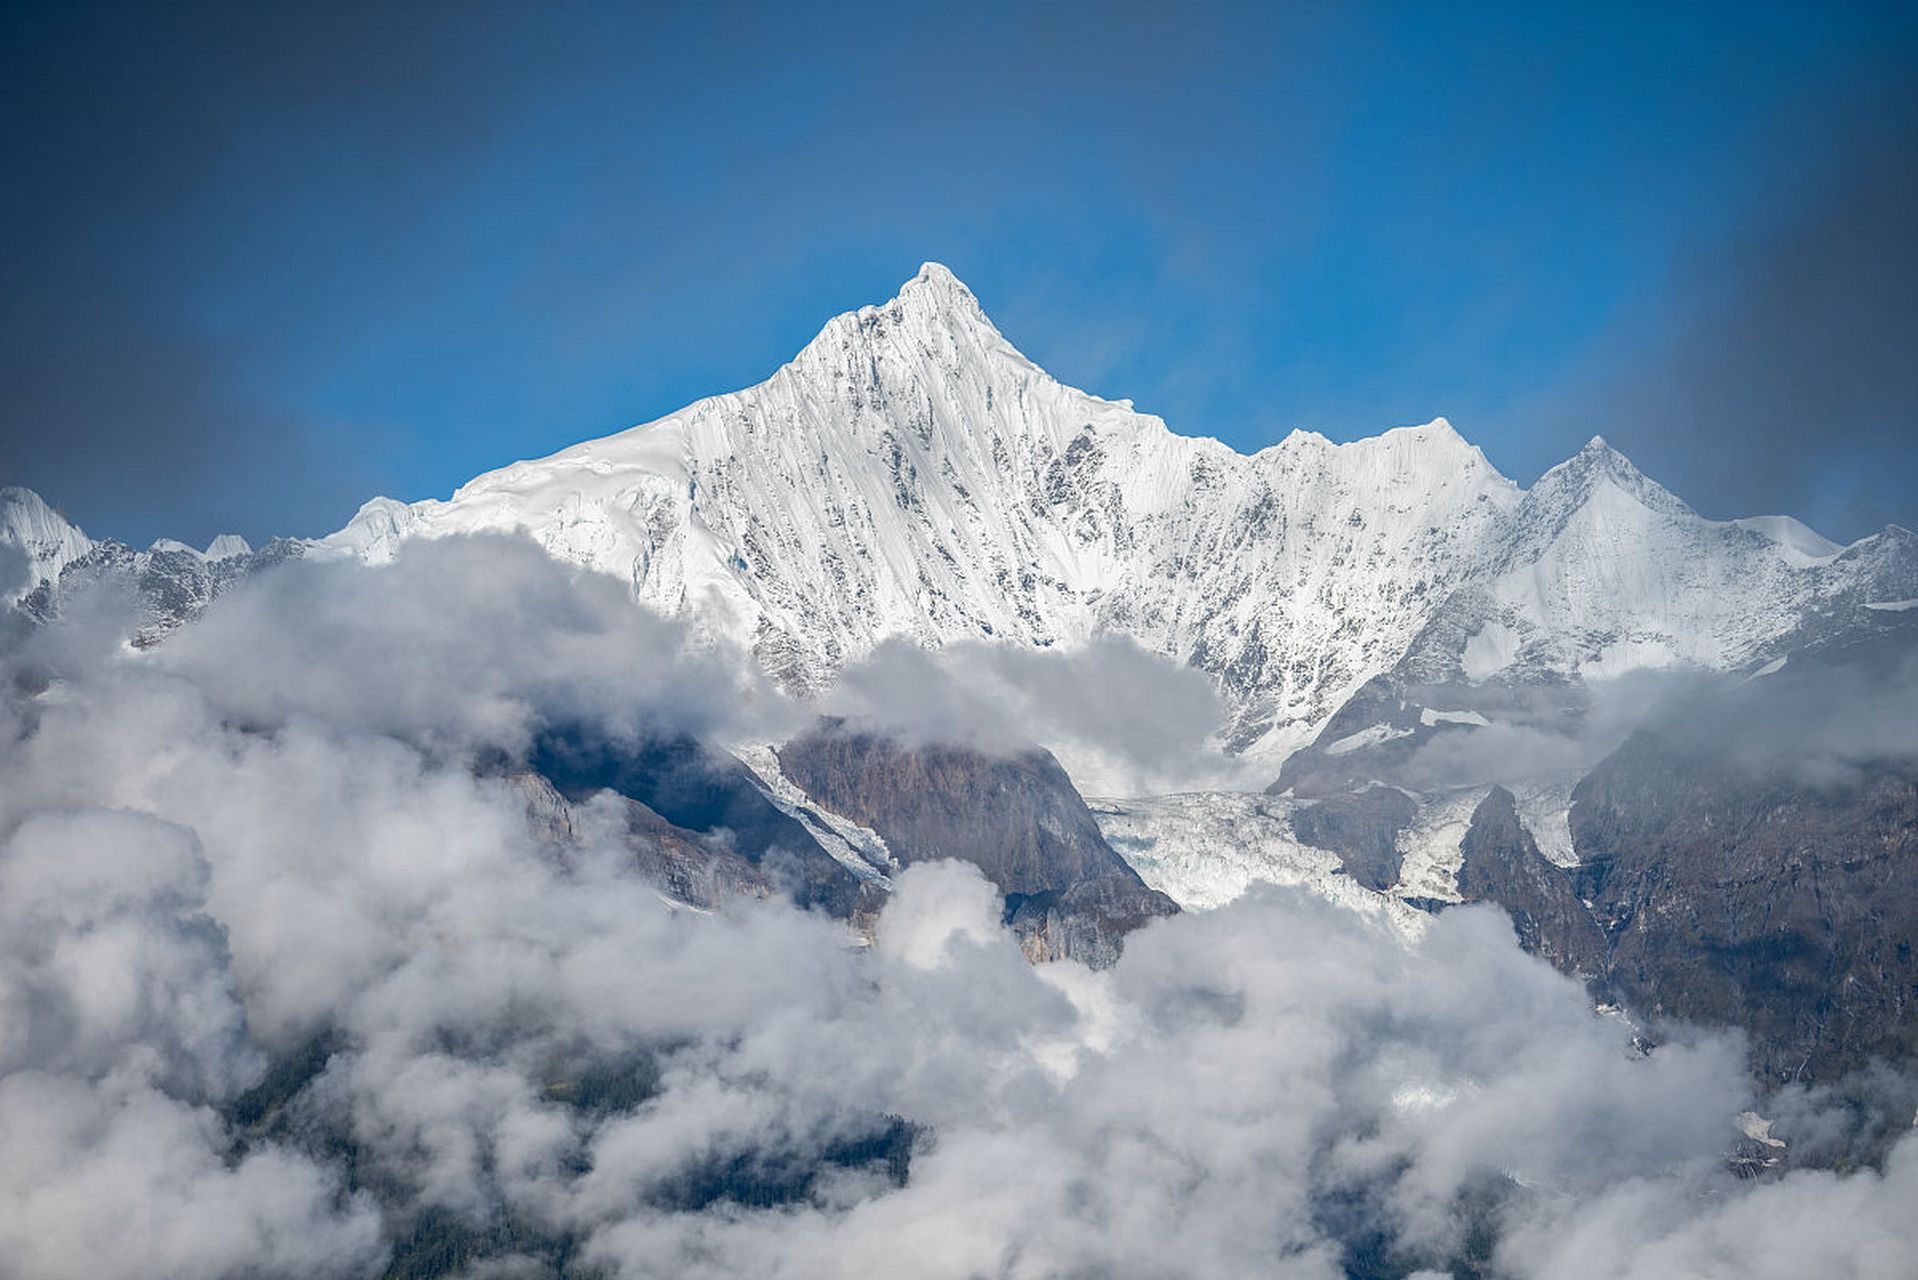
[1,487,93,599]
[1,488,291,641]
[323,265,1913,761]
[1389,438,1916,688]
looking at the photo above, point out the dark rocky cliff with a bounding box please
[532,728,868,917]
[1565,736,1918,1081]
[1455,786,1606,977]
[777,723,1176,966]
[1288,786,1418,892]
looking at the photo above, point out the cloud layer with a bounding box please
[825,634,1255,795]
[1,540,1914,1279]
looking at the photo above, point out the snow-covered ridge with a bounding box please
[1,486,94,599]
[319,263,1913,760]
[2,486,258,602]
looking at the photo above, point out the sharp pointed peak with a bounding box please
[1,485,86,537]
[205,533,252,561]
[2,485,54,512]
[1387,416,1468,444]
[1530,432,1693,519]
[906,260,967,291]
[890,260,986,317]
[1,485,95,598]
[795,260,1014,367]
[1550,432,1647,477]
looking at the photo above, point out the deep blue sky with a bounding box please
[4,1,1915,546]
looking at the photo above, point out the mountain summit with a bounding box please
[320,266,1915,758]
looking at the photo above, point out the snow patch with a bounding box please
[735,744,895,884]
[1736,1111,1787,1149]
[1418,707,1491,728]
[1393,788,1486,902]
[1323,723,1416,757]
[1509,776,1582,868]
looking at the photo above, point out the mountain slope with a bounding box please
[323,265,1912,763]
[1,486,93,599]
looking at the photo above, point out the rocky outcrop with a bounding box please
[509,765,789,913]
[1455,786,1606,976]
[1285,785,1418,892]
[1566,736,1918,1081]
[531,728,868,917]
[777,723,1176,965]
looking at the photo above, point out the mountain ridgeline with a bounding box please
[6,264,1917,1073]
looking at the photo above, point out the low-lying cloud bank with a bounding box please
[825,634,1258,794]
[2,539,1915,1279]
[1392,645,1918,794]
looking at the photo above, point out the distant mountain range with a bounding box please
[10,265,1916,756]
[7,265,1917,1080]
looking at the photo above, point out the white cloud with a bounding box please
[0,537,1912,1278]
[825,634,1255,794]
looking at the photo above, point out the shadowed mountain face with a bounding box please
[515,723,1174,967]
[1261,611,1918,1083]
[776,723,1176,965]
[1286,786,1418,893]
[530,728,867,917]
[1456,787,1607,978]
[1566,738,1918,1081]
[1432,621,1918,1083]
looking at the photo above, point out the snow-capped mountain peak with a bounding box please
[205,533,253,561]
[310,266,1913,761]
[898,260,981,309]
[1,485,93,600]
[1524,433,1694,524]
[18,266,1902,767]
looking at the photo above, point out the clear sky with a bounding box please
[4,1,1914,546]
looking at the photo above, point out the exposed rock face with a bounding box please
[1002,875,1179,969]
[1286,786,1418,892]
[520,720,1180,967]
[1259,612,1918,1082]
[509,764,789,913]
[1566,737,1918,1081]
[777,723,1176,965]
[778,726,1121,893]
[1455,787,1606,976]
[531,729,867,917]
